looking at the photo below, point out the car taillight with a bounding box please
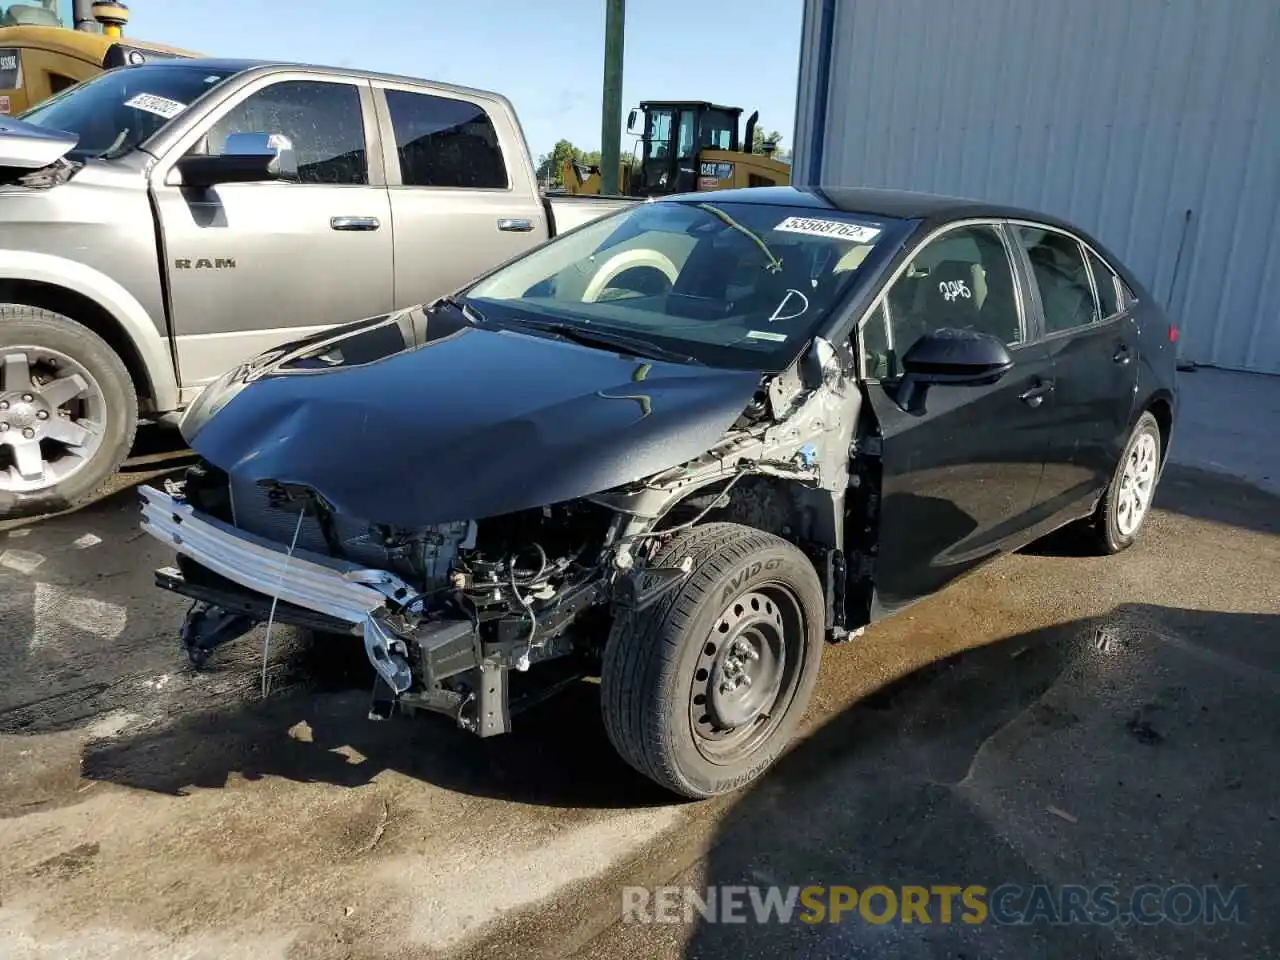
[1168,324,1179,343]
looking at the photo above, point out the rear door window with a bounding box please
[1015,226,1098,334]
[1085,248,1122,319]
[384,89,508,189]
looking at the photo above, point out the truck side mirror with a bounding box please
[626,109,639,134]
[175,131,299,188]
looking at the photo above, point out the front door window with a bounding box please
[640,107,674,193]
[672,108,698,192]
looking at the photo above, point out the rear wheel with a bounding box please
[0,305,137,520]
[601,522,825,798]
[1082,410,1163,555]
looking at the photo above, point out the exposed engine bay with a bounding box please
[141,334,876,738]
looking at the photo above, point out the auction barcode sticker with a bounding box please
[123,93,187,119]
[774,216,882,243]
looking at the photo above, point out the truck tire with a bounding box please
[601,522,825,799]
[1082,410,1163,555]
[0,304,138,520]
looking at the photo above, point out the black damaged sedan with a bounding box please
[141,186,1179,798]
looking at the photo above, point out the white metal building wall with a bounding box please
[792,0,1280,374]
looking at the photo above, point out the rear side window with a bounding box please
[1085,249,1122,319]
[1016,226,1096,334]
[208,79,368,185]
[384,89,508,189]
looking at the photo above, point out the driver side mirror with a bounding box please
[175,131,299,188]
[896,327,1013,411]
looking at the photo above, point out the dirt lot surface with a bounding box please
[1,427,1277,959]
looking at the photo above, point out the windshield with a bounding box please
[19,64,239,159]
[464,200,908,370]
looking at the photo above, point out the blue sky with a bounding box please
[126,0,804,163]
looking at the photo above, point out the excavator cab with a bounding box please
[629,100,744,195]
[627,100,790,196]
[556,100,790,198]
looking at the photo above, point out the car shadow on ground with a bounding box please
[1021,462,1280,558]
[80,635,675,810]
[676,603,1279,960]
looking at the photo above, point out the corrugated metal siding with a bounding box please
[795,0,1280,374]
[790,0,823,182]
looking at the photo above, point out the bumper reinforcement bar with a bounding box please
[138,484,420,624]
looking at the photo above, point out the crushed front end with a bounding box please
[141,460,624,734]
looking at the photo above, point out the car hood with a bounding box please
[0,116,78,171]
[182,308,765,527]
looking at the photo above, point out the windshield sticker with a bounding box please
[123,92,187,118]
[746,330,788,342]
[774,216,882,243]
[767,288,810,324]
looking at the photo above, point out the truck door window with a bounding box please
[206,79,367,185]
[383,89,508,189]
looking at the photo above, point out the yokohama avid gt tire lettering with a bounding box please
[600,522,825,799]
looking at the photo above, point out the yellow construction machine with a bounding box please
[1,1,199,116]
[561,100,790,198]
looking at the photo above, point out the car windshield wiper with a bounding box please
[516,319,701,364]
[696,202,783,274]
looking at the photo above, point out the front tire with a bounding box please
[1084,410,1163,555]
[601,522,825,799]
[0,305,138,520]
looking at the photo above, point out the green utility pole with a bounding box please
[600,0,625,195]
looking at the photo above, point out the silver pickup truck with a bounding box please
[0,57,634,519]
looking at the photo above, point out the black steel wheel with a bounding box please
[601,522,825,799]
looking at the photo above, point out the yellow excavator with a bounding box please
[561,100,791,198]
[1,1,199,116]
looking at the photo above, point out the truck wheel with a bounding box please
[601,522,825,799]
[0,305,137,520]
[1082,410,1163,555]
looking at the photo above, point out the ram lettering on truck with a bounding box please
[0,57,635,519]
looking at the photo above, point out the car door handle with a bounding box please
[330,216,380,231]
[1113,343,1133,365]
[1019,381,1054,407]
[497,218,534,232]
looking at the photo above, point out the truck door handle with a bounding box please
[1019,381,1054,407]
[1113,343,1132,365]
[497,218,534,232]
[330,216,380,231]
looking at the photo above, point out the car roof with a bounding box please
[667,184,1086,233]
[663,185,1149,298]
